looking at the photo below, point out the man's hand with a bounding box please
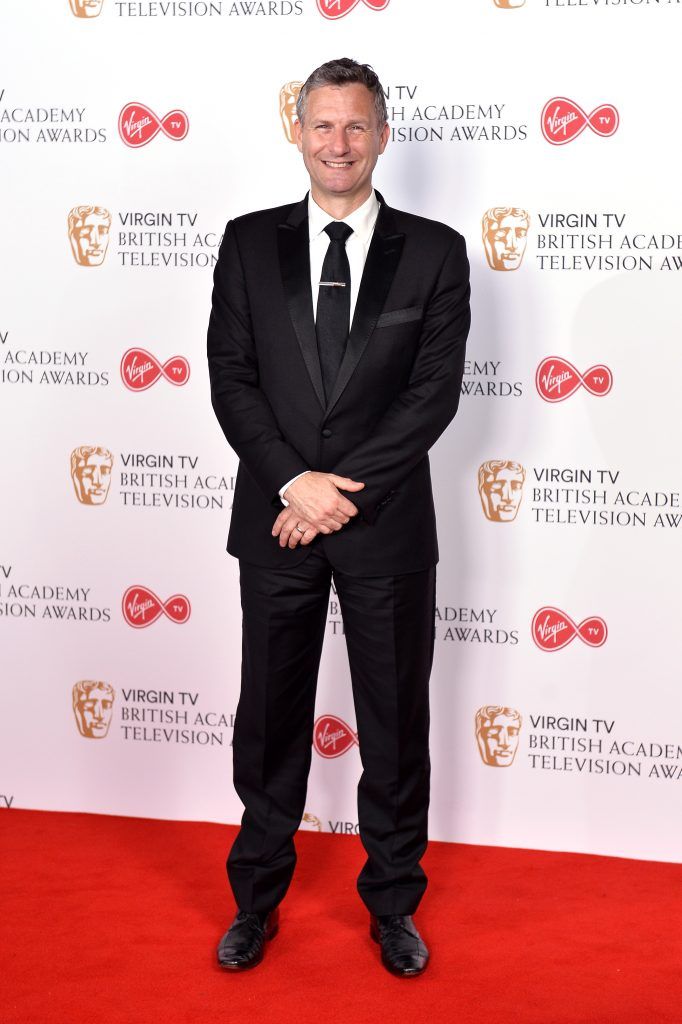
[272,472,365,548]
[271,511,319,549]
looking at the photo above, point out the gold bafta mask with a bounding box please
[71,446,114,505]
[67,205,111,266]
[482,207,530,271]
[299,812,322,832]
[475,706,522,767]
[68,0,105,17]
[478,460,525,522]
[279,81,303,144]
[493,0,526,7]
[73,681,115,739]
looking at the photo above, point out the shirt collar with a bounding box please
[307,189,380,245]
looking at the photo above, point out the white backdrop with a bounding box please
[2,0,681,864]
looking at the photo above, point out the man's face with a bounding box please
[69,0,105,17]
[295,83,389,207]
[69,212,110,266]
[74,686,114,738]
[478,714,520,766]
[484,214,528,271]
[480,467,524,522]
[72,452,113,505]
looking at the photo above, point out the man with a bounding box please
[207,58,470,977]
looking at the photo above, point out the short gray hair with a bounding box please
[296,58,387,129]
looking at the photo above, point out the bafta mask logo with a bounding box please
[475,705,522,767]
[482,207,530,271]
[478,460,525,523]
[494,0,525,6]
[280,81,302,144]
[68,0,105,16]
[316,0,390,18]
[71,446,113,506]
[68,206,111,267]
[73,681,115,739]
[299,812,322,832]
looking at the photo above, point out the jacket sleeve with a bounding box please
[206,220,309,505]
[331,232,471,525]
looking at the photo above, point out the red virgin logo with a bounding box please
[118,103,189,148]
[122,586,191,628]
[120,348,190,391]
[541,97,619,145]
[536,357,612,402]
[316,0,390,18]
[532,607,607,651]
[313,715,359,757]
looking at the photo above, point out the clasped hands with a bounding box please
[272,471,365,549]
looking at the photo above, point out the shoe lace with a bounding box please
[379,916,420,941]
[235,910,266,934]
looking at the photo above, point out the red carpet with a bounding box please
[2,810,681,1024]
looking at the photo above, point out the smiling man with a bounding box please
[207,58,471,978]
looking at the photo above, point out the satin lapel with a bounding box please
[278,199,326,411]
[325,203,405,416]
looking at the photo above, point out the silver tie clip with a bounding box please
[319,281,347,287]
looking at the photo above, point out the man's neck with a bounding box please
[309,184,374,221]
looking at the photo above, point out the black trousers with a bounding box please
[227,545,436,917]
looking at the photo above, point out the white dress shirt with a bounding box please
[279,189,381,505]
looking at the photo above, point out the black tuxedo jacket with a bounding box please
[207,191,471,577]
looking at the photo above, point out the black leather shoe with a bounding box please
[216,907,279,971]
[369,914,429,977]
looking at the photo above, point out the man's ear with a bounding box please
[294,119,304,153]
[378,121,390,155]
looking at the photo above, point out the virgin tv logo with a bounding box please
[122,586,191,627]
[541,98,619,145]
[316,0,389,18]
[118,103,189,148]
[120,349,190,391]
[532,607,607,651]
[313,715,358,757]
[536,357,613,402]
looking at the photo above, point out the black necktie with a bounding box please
[316,221,353,403]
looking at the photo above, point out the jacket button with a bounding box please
[321,428,332,438]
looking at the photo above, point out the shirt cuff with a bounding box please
[279,470,311,507]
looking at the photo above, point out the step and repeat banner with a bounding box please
[1,0,681,864]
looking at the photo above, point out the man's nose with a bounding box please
[327,128,351,156]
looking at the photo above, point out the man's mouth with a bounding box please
[322,160,354,168]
